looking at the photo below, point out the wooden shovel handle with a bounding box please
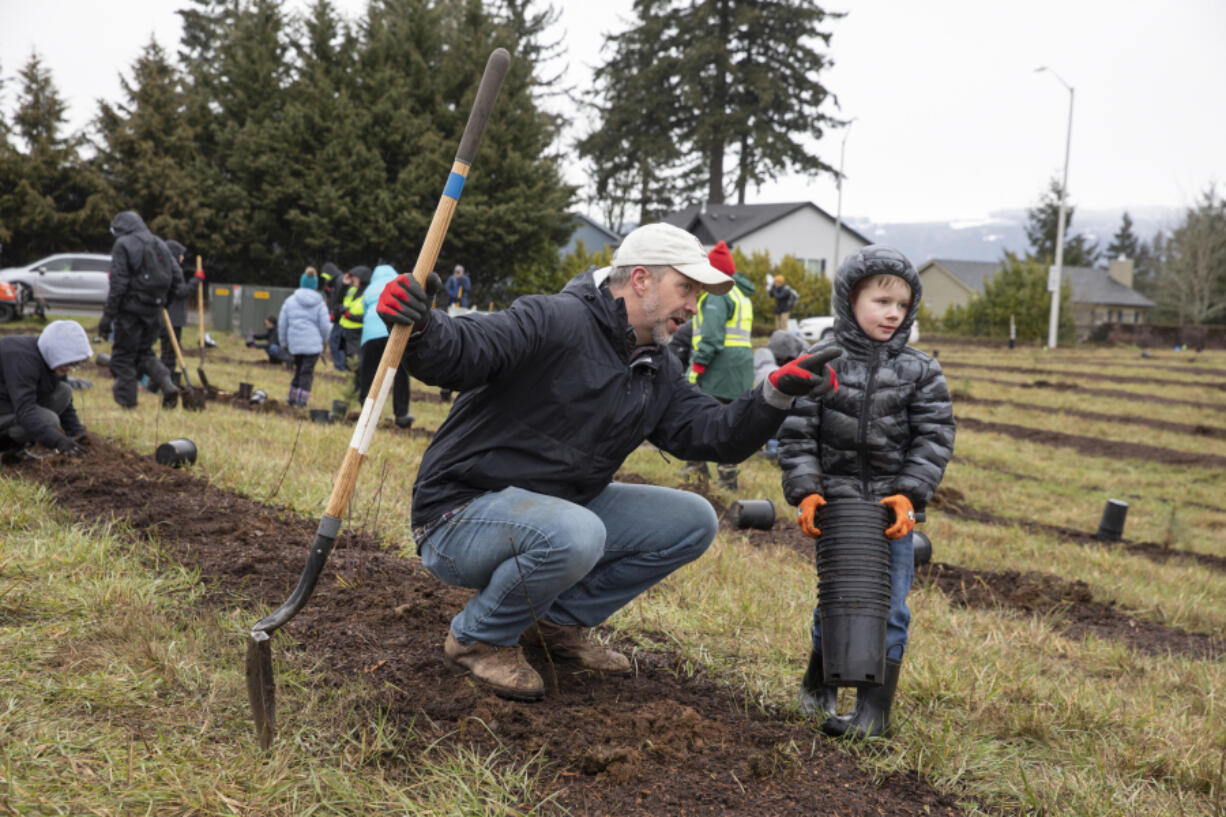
[162,308,189,371]
[325,47,510,519]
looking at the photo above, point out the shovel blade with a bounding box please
[182,387,208,412]
[197,367,212,391]
[246,632,276,749]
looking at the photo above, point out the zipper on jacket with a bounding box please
[858,357,880,499]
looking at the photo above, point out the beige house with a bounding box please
[917,257,1155,339]
[663,202,872,277]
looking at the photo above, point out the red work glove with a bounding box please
[378,272,443,329]
[194,268,205,281]
[880,494,916,539]
[797,493,826,538]
[768,347,842,398]
[690,362,706,377]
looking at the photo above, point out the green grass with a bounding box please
[6,324,1226,815]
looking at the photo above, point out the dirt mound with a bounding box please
[952,395,1226,441]
[7,439,968,816]
[954,416,1226,471]
[949,373,1226,414]
[918,562,1223,661]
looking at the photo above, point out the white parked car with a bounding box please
[792,315,919,345]
[0,252,112,312]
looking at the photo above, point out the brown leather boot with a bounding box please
[444,631,544,701]
[522,620,632,676]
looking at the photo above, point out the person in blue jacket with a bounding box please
[358,262,413,428]
[444,264,472,308]
[376,222,842,702]
[277,269,332,407]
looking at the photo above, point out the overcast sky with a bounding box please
[2,0,1223,224]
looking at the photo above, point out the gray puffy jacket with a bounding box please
[778,246,954,510]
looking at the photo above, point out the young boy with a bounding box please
[778,245,954,739]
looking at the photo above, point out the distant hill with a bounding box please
[845,206,1181,266]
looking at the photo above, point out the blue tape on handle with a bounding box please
[443,171,466,201]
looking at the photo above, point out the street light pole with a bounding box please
[831,118,856,303]
[1037,67,1074,350]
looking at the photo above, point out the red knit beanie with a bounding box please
[708,241,735,276]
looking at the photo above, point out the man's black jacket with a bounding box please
[402,269,790,528]
[0,335,83,449]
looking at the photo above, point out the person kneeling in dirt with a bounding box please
[0,320,93,462]
[377,222,842,701]
[247,315,289,364]
[780,245,954,739]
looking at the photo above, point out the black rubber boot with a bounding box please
[156,368,180,409]
[797,649,837,719]
[821,658,901,739]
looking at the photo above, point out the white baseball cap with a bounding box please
[611,223,733,295]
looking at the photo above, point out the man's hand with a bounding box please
[97,314,113,338]
[798,493,826,538]
[377,272,442,328]
[55,436,86,458]
[768,347,842,398]
[880,494,916,539]
[194,268,206,281]
[687,362,706,385]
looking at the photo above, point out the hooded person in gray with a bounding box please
[100,211,184,408]
[0,320,93,458]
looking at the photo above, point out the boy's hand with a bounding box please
[798,493,826,538]
[769,347,842,397]
[880,494,916,539]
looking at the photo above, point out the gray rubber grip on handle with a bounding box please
[456,48,511,165]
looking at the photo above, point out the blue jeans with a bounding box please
[327,324,345,371]
[418,483,718,646]
[811,531,914,662]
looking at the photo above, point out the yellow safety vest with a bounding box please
[688,285,752,381]
[339,287,364,329]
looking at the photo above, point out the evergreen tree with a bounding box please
[581,0,839,212]
[279,0,386,270]
[1023,177,1099,268]
[578,0,683,227]
[0,54,113,265]
[95,40,209,246]
[1105,211,1140,260]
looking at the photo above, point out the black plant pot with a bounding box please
[816,499,892,687]
[156,438,197,468]
[731,499,775,530]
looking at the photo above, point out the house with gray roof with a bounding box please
[918,257,1155,339]
[663,202,872,278]
[562,213,623,258]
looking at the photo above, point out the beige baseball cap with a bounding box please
[611,223,734,295]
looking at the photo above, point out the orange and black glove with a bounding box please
[768,347,843,398]
[797,493,826,538]
[880,494,916,539]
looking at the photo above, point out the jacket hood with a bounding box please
[767,329,804,362]
[321,261,342,281]
[833,245,921,356]
[38,320,92,369]
[732,272,755,295]
[110,211,147,237]
[348,265,373,286]
[164,239,186,259]
[369,264,398,292]
[288,287,324,309]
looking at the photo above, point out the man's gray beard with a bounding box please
[641,288,674,345]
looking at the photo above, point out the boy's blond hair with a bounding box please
[851,274,912,304]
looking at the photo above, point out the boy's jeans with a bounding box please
[418,483,718,646]
[811,531,914,662]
